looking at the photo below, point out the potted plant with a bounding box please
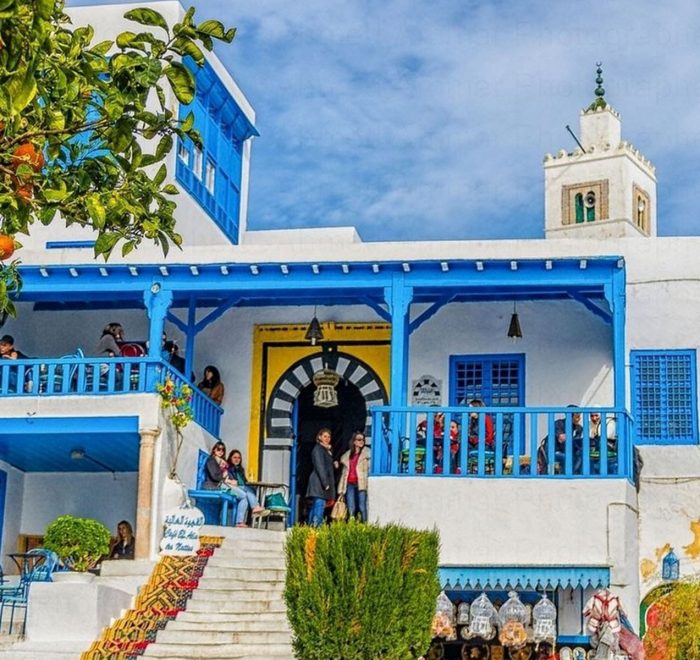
[43,515,111,582]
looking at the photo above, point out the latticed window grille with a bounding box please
[632,350,698,444]
[451,355,524,406]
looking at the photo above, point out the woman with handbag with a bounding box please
[337,431,371,522]
[306,428,336,527]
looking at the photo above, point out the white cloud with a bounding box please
[187,0,700,239]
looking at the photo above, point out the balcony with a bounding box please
[371,405,633,481]
[0,356,222,438]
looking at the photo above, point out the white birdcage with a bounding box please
[463,592,497,640]
[532,594,557,646]
[431,591,456,641]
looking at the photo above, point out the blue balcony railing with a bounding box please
[371,406,632,481]
[0,357,222,438]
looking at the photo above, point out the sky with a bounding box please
[70,0,700,241]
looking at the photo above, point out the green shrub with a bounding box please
[284,520,440,659]
[43,515,111,572]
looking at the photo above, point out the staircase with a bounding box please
[143,526,293,660]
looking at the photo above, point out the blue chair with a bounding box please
[0,548,58,634]
[187,451,239,526]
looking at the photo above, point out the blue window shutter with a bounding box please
[631,350,698,444]
[449,354,525,407]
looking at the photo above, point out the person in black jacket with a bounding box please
[306,428,335,527]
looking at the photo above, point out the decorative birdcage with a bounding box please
[497,591,529,649]
[457,601,470,625]
[463,592,497,640]
[432,591,457,641]
[532,594,557,646]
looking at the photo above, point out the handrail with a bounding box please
[0,357,222,438]
[371,405,633,481]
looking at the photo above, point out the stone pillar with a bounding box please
[135,427,161,560]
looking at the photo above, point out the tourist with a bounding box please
[227,449,265,520]
[109,520,135,560]
[202,441,249,526]
[163,340,186,374]
[198,365,224,405]
[0,334,28,360]
[467,399,495,449]
[306,428,335,527]
[537,406,583,474]
[337,431,370,522]
[95,322,124,357]
[588,412,618,474]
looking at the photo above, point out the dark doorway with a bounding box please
[292,379,367,524]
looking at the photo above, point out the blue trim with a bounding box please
[0,415,138,435]
[0,469,6,558]
[631,349,698,445]
[45,241,96,250]
[439,565,610,591]
[449,353,525,407]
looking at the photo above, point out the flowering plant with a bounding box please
[156,377,194,477]
[156,378,194,430]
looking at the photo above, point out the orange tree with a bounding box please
[644,576,700,659]
[0,0,235,315]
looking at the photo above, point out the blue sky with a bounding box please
[70,1,700,241]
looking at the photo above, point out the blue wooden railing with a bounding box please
[0,357,222,438]
[371,406,633,481]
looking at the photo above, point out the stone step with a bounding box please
[143,642,294,658]
[189,587,284,602]
[168,618,291,633]
[197,576,284,591]
[202,567,286,581]
[177,610,287,624]
[206,555,285,569]
[156,629,292,645]
[215,543,286,556]
[202,525,286,543]
[185,598,286,614]
[0,640,88,659]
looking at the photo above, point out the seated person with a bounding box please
[109,520,135,559]
[588,412,618,473]
[95,323,124,357]
[203,442,251,526]
[416,411,445,443]
[433,419,461,473]
[198,366,224,406]
[467,399,495,449]
[0,334,31,392]
[227,450,265,521]
[537,407,583,474]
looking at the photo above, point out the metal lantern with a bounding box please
[662,548,680,581]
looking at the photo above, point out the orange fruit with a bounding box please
[0,234,15,260]
[12,143,45,171]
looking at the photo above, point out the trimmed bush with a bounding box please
[284,520,440,659]
[43,515,111,572]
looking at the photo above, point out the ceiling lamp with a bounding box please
[507,301,523,340]
[304,307,324,346]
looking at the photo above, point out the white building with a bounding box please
[0,2,697,655]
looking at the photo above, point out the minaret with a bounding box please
[543,64,657,239]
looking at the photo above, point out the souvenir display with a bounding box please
[457,601,470,625]
[497,591,529,649]
[532,594,557,646]
[432,591,457,640]
[464,592,497,640]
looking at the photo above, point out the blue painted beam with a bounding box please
[0,415,139,435]
[409,294,454,334]
[438,565,610,591]
[166,312,188,335]
[385,275,413,407]
[144,287,173,359]
[184,297,197,380]
[194,296,242,333]
[567,291,611,324]
[360,296,391,323]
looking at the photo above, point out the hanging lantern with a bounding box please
[312,368,340,408]
[532,594,557,647]
[662,548,680,581]
[431,591,456,640]
[497,590,529,649]
[463,592,497,640]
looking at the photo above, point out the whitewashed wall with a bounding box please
[0,459,25,575]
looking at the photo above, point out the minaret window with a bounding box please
[575,194,584,223]
[633,185,651,234]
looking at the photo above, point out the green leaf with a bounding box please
[155,134,173,161]
[85,194,106,229]
[181,111,194,132]
[123,8,169,33]
[10,65,38,114]
[35,0,53,19]
[162,184,179,195]
[43,187,68,203]
[90,40,113,56]
[164,62,195,104]
[116,31,138,49]
[196,20,226,39]
[94,232,121,258]
[172,37,205,66]
[153,164,167,186]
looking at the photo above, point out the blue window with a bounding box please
[449,354,525,407]
[175,59,258,245]
[632,350,698,444]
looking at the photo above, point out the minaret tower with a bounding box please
[544,64,657,239]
